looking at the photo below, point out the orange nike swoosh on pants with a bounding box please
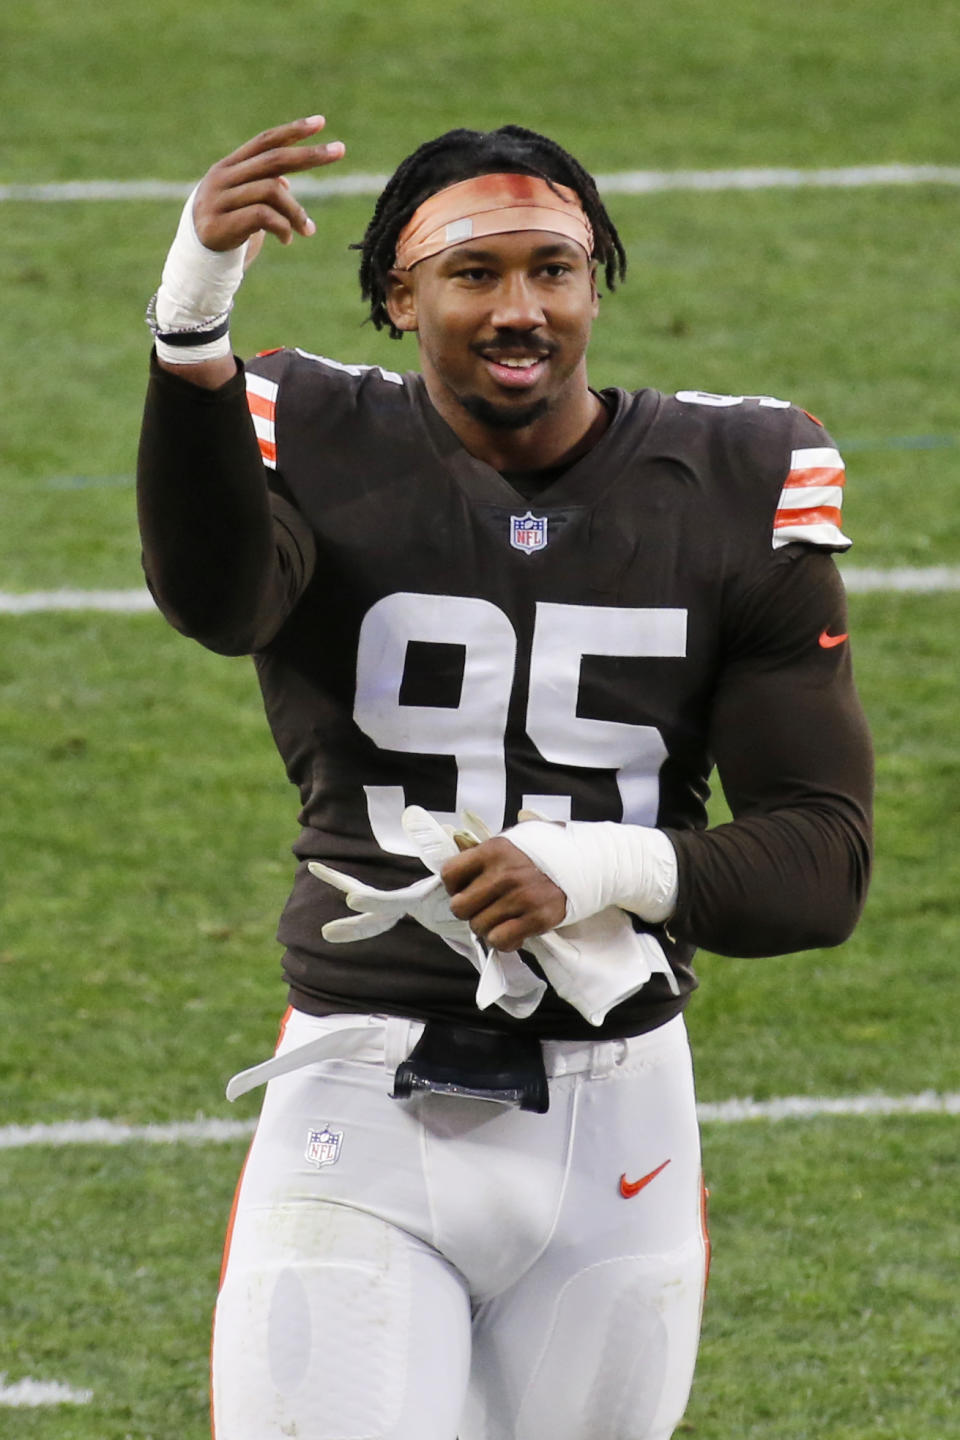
[619,1158,671,1197]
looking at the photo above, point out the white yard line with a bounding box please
[2,1093,958,1151]
[697,1091,960,1123]
[0,1373,93,1407]
[0,1117,255,1148]
[841,566,960,593]
[3,164,960,204]
[0,588,157,613]
[3,568,960,615]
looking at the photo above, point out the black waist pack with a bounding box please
[392,1022,549,1113]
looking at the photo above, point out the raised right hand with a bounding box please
[192,115,346,253]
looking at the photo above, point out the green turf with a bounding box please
[2,0,959,183]
[0,1142,236,1440]
[0,615,288,1124]
[690,1116,960,1439]
[2,0,959,1433]
[2,1118,958,1439]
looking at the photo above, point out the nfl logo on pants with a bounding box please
[305,1126,343,1168]
[510,511,548,553]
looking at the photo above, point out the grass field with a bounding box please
[2,0,959,1435]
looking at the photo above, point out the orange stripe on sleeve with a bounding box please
[775,504,843,531]
[246,390,276,422]
[783,465,846,490]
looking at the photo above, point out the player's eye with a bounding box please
[538,262,573,279]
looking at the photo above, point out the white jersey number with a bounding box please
[675,389,790,409]
[354,592,687,856]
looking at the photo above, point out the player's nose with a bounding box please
[488,273,547,331]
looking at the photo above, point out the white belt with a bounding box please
[226,1022,376,1101]
[226,1012,682,1102]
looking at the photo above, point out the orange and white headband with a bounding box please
[394,173,595,270]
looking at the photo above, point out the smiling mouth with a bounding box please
[480,347,551,366]
[480,352,551,389]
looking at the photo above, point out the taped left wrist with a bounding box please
[503,819,678,926]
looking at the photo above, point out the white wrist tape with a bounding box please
[150,185,248,363]
[502,820,678,926]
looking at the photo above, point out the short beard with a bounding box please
[458,393,550,431]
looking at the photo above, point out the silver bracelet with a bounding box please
[145,292,231,344]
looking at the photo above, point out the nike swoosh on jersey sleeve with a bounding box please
[245,372,279,469]
[772,446,852,550]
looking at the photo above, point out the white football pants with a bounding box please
[212,1009,709,1440]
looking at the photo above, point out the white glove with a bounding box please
[308,807,546,1020]
[504,814,679,926]
[403,807,547,1016]
[309,808,680,1030]
[524,911,680,1027]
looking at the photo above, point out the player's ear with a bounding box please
[588,259,600,318]
[385,269,418,333]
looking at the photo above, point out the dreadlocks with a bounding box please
[354,125,627,337]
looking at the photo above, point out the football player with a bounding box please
[137,116,873,1440]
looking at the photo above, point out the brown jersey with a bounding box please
[137,351,873,1038]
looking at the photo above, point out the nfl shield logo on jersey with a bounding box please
[305,1125,343,1168]
[510,511,549,554]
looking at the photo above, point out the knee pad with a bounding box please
[213,1202,413,1439]
[513,1246,704,1440]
